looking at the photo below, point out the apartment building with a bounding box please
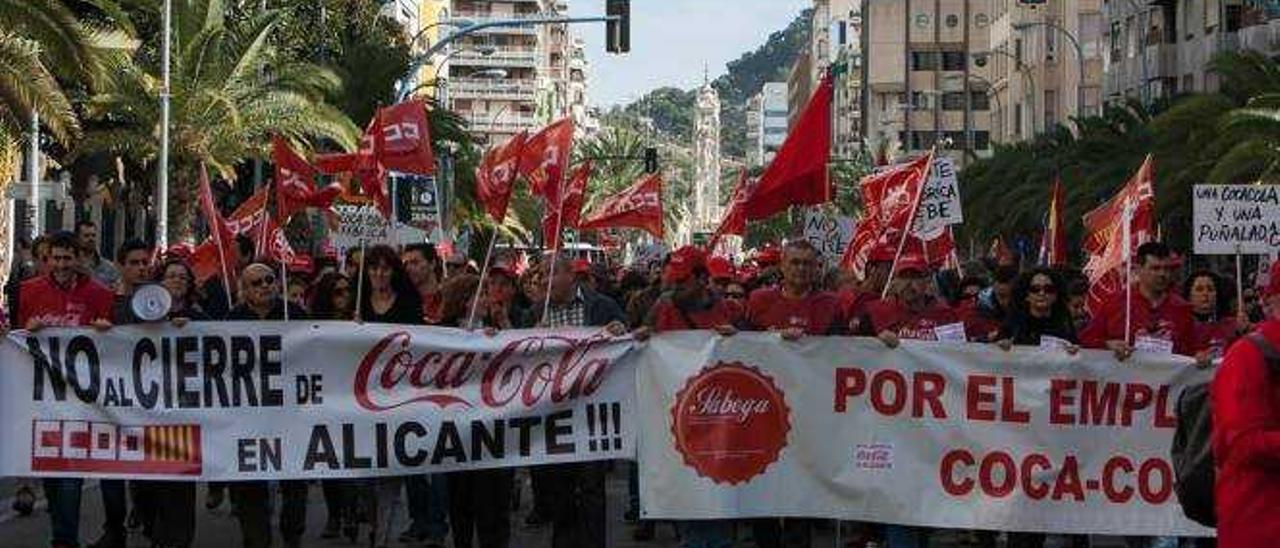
[746,83,790,167]
[1104,0,1280,103]
[860,0,995,167]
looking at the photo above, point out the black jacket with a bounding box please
[228,299,308,321]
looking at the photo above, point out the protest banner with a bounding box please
[1192,184,1280,254]
[0,323,636,480]
[636,332,1214,537]
[912,156,963,237]
[802,210,855,261]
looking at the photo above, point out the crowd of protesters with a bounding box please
[2,221,1278,548]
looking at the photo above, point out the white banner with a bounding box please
[1192,184,1280,254]
[636,333,1214,537]
[912,156,963,236]
[802,211,855,261]
[0,323,636,481]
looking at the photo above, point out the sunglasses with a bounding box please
[1028,284,1057,295]
[724,292,746,299]
[248,275,276,288]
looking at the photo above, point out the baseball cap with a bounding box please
[663,246,708,284]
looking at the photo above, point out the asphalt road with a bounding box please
[0,473,1135,548]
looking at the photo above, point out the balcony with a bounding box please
[452,48,539,68]
[448,78,537,101]
[448,13,541,35]
[466,114,540,134]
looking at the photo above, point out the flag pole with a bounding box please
[281,260,290,321]
[204,166,234,308]
[542,176,568,322]
[1235,244,1245,326]
[354,239,367,322]
[467,232,500,329]
[1123,199,1134,344]
[881,149,934,299]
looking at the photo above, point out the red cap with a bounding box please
[756,244,781,266]
[572,259,591,275]
[164,243,195,261]
[663,246,708,284]
[707,256,735,280]
[1264,260,1280,299]
[489,261,517,280]
[893,253,930,276]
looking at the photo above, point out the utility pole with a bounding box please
[28,110,40,239]
[158,0,171,247]
[1014,21,1086,119]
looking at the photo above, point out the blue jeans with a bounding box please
[678,520,735,548]
[405,474,449,540]
[44,477,83,547]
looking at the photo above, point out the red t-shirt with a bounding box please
[17,274,115,328]
[1193,316,1242,359]
[1080,289,1196,356]
[866,298,963,341]
[1210,320,1280,547]
[651,297,742,332]
[839,289,880,335]
[745,287,845,335]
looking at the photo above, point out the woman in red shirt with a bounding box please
[1183,269,1246,360]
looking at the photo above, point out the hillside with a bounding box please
[601,8,812,159]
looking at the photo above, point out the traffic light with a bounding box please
[643,147,658,173]
[606,0,630,53]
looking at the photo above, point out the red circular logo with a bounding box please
[670,361,791,485]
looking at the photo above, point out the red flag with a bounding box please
[195,167,238,285]
[377,99,436,176]
[1083,155,1155,313]
[315,117,390,218]
[226,187,269,237]
[1039,179,1068,267]
[519,118,574,197]
[272,136,323,221]
[475,132,527,222]
[542,162,591,249]
[710,171,753,248]
[191,238,239,284]
[744,75,833,220]
[838,152,934,274]
[579,173,664,238]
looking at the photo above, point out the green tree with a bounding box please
[76,0,360,243]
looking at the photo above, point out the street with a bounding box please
[0,472,1135,548]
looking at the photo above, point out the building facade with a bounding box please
[1103,0,1280,103]
[442,0,589,146]
[747,83,789,168]
[860,0,995,167]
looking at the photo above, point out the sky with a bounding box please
[567,0,810,108]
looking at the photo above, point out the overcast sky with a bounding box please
[567,0,810,108]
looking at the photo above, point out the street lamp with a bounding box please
[943,73,1002,151]
[1122,0,1151,106]
[1012,21,1088,119]
[973,48,1038,135]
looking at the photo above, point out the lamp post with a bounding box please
[1013,21,1087,119]
[157,0,171,247]
[28,111,39,240]
[973,48,1037,136]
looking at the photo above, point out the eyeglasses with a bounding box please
[724,292,746,299]
[248,275,276,288]
[1028,284,1057,295]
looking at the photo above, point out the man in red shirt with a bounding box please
[867,254,964,347]
[639,246,740,335]
[11,231,114,548]
[1080,242,1198,360]
[745,240,844,339]
[1211,260,1280,547]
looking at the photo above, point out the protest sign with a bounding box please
[332,200,391,254]
[0,323,636,480]
[802,210,855,261]
[395,173,439,232]
[1192,184,1280,254]
[912,156,963,236]
[636,333,1214,537]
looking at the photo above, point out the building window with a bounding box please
[970,91,990,111]
[942,92,967,111]
[941,51,967,71]
[911,51,940,71]
[910,91,932,110]
[974,131,991,150]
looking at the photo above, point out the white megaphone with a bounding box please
[131,284,172,322]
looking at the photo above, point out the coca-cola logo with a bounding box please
[671,361,790,485]
[353,331,618,412]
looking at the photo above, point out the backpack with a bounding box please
[1171,332,1280,527]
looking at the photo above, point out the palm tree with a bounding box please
[76,0,360,243]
